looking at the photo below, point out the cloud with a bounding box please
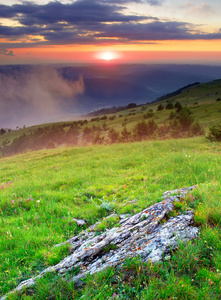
[0,48,14,56]
[0,66,84,128]
[0,1,145,26]
[184,2,215,17]
[0,0,220,47]
[98,0,163,4]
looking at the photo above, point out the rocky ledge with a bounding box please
[1,186,199,300]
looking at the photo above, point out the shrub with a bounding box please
[207,123,221,141]
[120,127,132,142]
[134,121,148,140]
[102,122,108,131]
[156,124,170,139]
[190,121,204,136]
[46,140,56,149]
[177,107,194,131]
[143,112,154,119]
[100,115,108,121]
[127,103,137,109]
[157,104,164,111]
[93,132,104,144]
[134,120,158,140]
[166,102,174,109]
[109,115,116,121]
[175,101,182,112]
[169,111,176,120]
[108,128,119,143]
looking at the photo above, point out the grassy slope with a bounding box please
[1,78,221,149]
[0,137,221,299]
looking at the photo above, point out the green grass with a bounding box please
[0,137,221,299]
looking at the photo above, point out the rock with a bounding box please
[72,218,86,226]
[163,185,197,198]
[0,186,198,300]
[122,199,139,206]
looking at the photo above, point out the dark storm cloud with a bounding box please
[0,0,220,46]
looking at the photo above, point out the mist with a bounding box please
[0,66,84,129]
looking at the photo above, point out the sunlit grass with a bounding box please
[0,137,221,299]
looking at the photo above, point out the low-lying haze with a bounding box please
[0,66,84,128]
[1,63,221,129]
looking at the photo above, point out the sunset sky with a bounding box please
[0,0,221,65]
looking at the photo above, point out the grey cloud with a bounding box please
[0,0,220,47]
[0,1,145,26]
[95,21,196,40]
[0,48,15,56]
[99,0,163,4]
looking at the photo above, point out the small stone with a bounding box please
[122,199,139,206]
[72,218,86,226]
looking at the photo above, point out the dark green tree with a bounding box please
[108,128,119,143]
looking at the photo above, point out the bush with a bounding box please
[190,121,204,136]
[120,127,131,142]
[157,104,164,111]
[108,128,119,143]
[143,112,154,119]
[175,101,182,112]
[177,107,194,131]
[169,111,176,120]
[207,123,221,141]
[134,120,158,140]
[166,102,174,109]
[127,103,137,109]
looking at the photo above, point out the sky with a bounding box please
[0,0,221,64]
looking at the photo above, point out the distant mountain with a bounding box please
[60,64,221,111]
[1,63,221,128]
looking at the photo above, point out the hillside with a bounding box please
[1,64,221,128]
[0,138,221,299]
[0,77,221,157]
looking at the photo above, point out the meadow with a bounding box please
[0,137,221,299]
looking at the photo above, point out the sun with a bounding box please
[94,51,120,61]
[100,52,115,61]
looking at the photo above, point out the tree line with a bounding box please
[0,103,207,157]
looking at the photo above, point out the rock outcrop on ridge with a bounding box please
[0,186,199,300]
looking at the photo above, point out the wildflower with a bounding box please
[14,210,17,213]
[12,200,15,204]
[208,279,214,285]
[37,200,40,203]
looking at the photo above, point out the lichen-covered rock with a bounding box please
[72,218,86,226]
[0,186,198,300]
